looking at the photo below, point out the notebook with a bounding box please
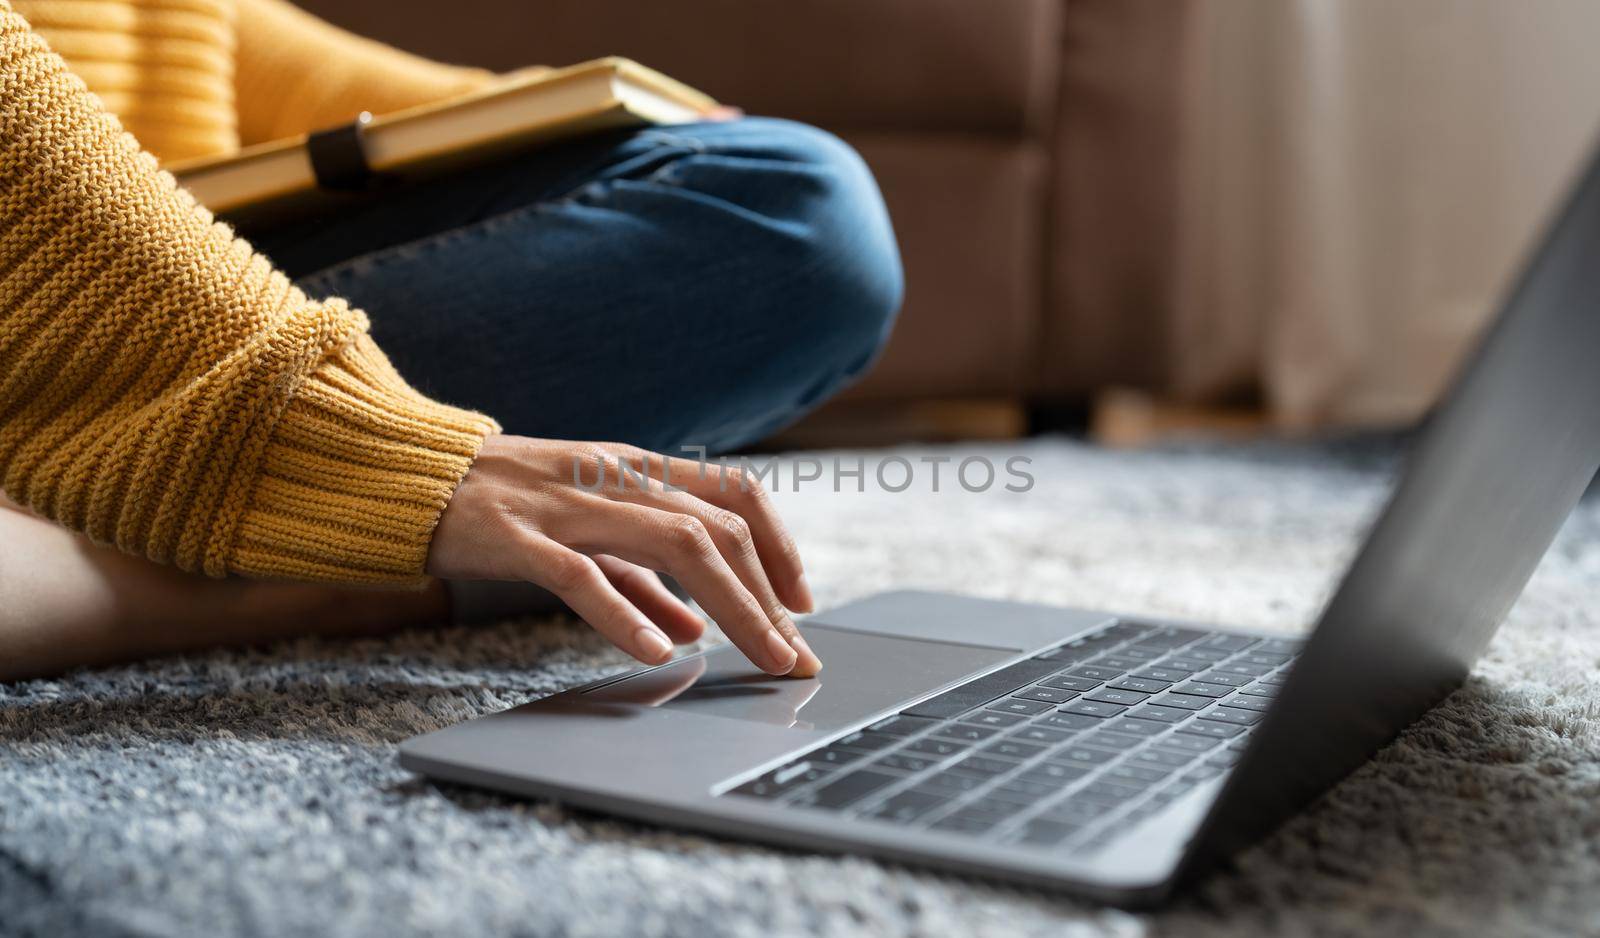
[164,57,717,221]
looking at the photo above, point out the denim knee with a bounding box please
[694,119,904,406]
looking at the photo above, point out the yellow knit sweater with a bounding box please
[0,0,506,583]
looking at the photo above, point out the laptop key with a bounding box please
[1051,745,1120,767]
[988,698,1053,716]
[1212,661,1273,677]
[1133,748,1196,768]
[1090,655,1144,671]
[904,737,972,758]
[1181,647,1233,663]
[955,797,1031,823]
[964,711,1027,729]
[870,715,939,736]
[1105,763,1171,786]
[984,739,1047,761]
[1255,638,1304,655]
[900,658,1064,719]
[1178,720,1246,740]
[833,730,899,753]
[990,777,1061,803]
[1058,700,1126,719]
[1077,780,1143,804]
[1116,646,1164,661]
[1039,796,1102,821]
[1041,712,1102,732]
[1196,635,1257,652]
[1242,653,1291,667]
[1125,704,1192,724]
[876,753,938,773]
[1183,765,1225,781]
[917,771,988,795]
[947,756,1020,778]
[1153,733,1221,753]
[807,770,900,810]
[935,723,1002,743]
[1036,636,1115,662]
[868,788,950,823]
[1149,693,1213,711]
[1130,667,1191,683]
[1016,818,1080,847]
[1174,681,1235,698]
[1206,751,1243,768]
[1239,683,1279,698]
[1041,798,1103,823]
[1258,672,1289,685]
[1014,686,1078,704]
[1137,626,1207,648]
[1104,718,1167,737]
[1085,688,1150,707]
[930,813,998,835]
[810,746,870,766]
[934,803,1021,831]
[1040,674,1102,693]
[1083,731,1147,750]
[1019,762,1091,785]
[1158,657,1209,672]
[1013,726,1073,745]
[1220,696,1272,713]
[1068,666,1124,682]
[1200,707,1262,726]
[1191,671,1251,687]
[729,763,829,799]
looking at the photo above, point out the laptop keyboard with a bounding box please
[723,621,1301,851]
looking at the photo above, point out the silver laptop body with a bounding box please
[401,145,1600,905]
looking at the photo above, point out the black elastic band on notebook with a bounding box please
[306,111,375,191]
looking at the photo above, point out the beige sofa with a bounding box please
[296,0,1600,436]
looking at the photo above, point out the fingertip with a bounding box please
[786,632,822,678]
[632,626,674,665]
[786,657,821,679]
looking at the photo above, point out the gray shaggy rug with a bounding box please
[3,437,1599,938]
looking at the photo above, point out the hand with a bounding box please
[702,105,744,122]
[427,435,820,676]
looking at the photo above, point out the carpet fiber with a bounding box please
[4,437,1599,938]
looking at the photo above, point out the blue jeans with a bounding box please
[247,117,903,453]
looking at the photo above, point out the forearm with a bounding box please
[0,6,497,583]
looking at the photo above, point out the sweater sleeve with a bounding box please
[0,4,500,584]
[232,0,501,146]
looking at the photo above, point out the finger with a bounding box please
[604,477,820,675]
[616,449,813,614]
[593,555,705,645]
[517,535,675,666]
[556,502,798,676]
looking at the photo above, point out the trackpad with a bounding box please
[584,626,1012,731]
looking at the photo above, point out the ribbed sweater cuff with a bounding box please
[230,333,499,584]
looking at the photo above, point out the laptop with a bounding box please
[399,144,1600,905]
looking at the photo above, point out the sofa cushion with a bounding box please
[839,132,1044,401]
[1039,0,1190,397]
[299,0,1062,136]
